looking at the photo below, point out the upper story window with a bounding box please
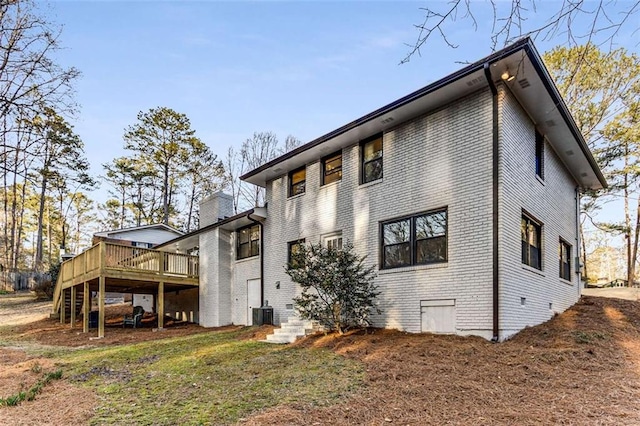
[237,224,260,260]
[381,209,447,269]
[361,134,383,184]
[288,239,306,269]
[289,166,306,197]
[559,239,571,281]
[535,130,544,179]
[521,214,542,270]
[321,151,342,185]
[323,232,343,250]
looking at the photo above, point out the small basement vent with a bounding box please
[545,119,557,127]
[518,78,531,89]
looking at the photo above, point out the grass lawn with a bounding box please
[53,329,363,424]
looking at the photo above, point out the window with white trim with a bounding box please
[323,232,343,250]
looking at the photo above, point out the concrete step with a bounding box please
[265,333,298,343]
[262,317,324,344]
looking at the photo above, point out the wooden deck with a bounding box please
[52,242,199,338]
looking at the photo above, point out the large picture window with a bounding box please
[237,224,260,260]
[321,151,342,185]
[559,239,571,281]
[521,214,542,270]
[381,209,447,269]
[289,166,306,197]
[361,135,383,184]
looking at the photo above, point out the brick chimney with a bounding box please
[199,192,234,228]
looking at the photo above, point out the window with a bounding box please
[289,166,306,197]
[381,209,447,269]
[287,239,305,268]
[559,239,571,281]
[535,130,544,179]
[133,242,153,248]
[321,151,342,185]
[323,232,343,250]
[521,214,542,270]
[237,224,260,260]
[361,134,383,184]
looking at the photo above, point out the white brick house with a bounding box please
[157,38,605,341]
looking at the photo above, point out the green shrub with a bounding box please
[286,241,380,334]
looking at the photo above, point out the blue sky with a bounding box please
[50,1,638,216]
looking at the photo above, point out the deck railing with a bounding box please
[52,242,199,313]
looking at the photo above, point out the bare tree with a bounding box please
[401,1,639,64]
[225,132,303,213]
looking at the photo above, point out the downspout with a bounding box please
[247,212,265,307]
[575,187,581,298]
[483,62,500,342]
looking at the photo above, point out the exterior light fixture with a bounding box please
[501,71,515,82]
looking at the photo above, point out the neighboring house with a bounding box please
[158,38,606,341]
[92,224,184,310]
[92,223,184,248]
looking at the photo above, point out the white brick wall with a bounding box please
[199,84,583,340]
[199,228,232,327]
[200,192,234,228]
[263,89,496,338]
[230,231,261,325]
[199,226,261,327]
[497,85,580,339]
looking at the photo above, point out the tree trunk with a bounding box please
[630,197,640,287]
[35,171,48,272]
[162,163,169,225]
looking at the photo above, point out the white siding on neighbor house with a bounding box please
[106,228,181,245]
[263,89,496,338]
[498,85,580,339]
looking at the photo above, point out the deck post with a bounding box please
[83,281,89,333]
[98,276,105,338]
[158,281,164,329]
[70,286,76,327]
[60,289,66,324]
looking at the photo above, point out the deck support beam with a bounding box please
[83,282,89,333]
[98,276,105,338]
[70,286,76,327]
[158,281,164,329]
[60,289,66,324]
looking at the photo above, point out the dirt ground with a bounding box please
[247,296,640,425]
[3,293,640,424]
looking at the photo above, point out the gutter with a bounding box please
[247,212,265,307]
[484,62,500,342]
